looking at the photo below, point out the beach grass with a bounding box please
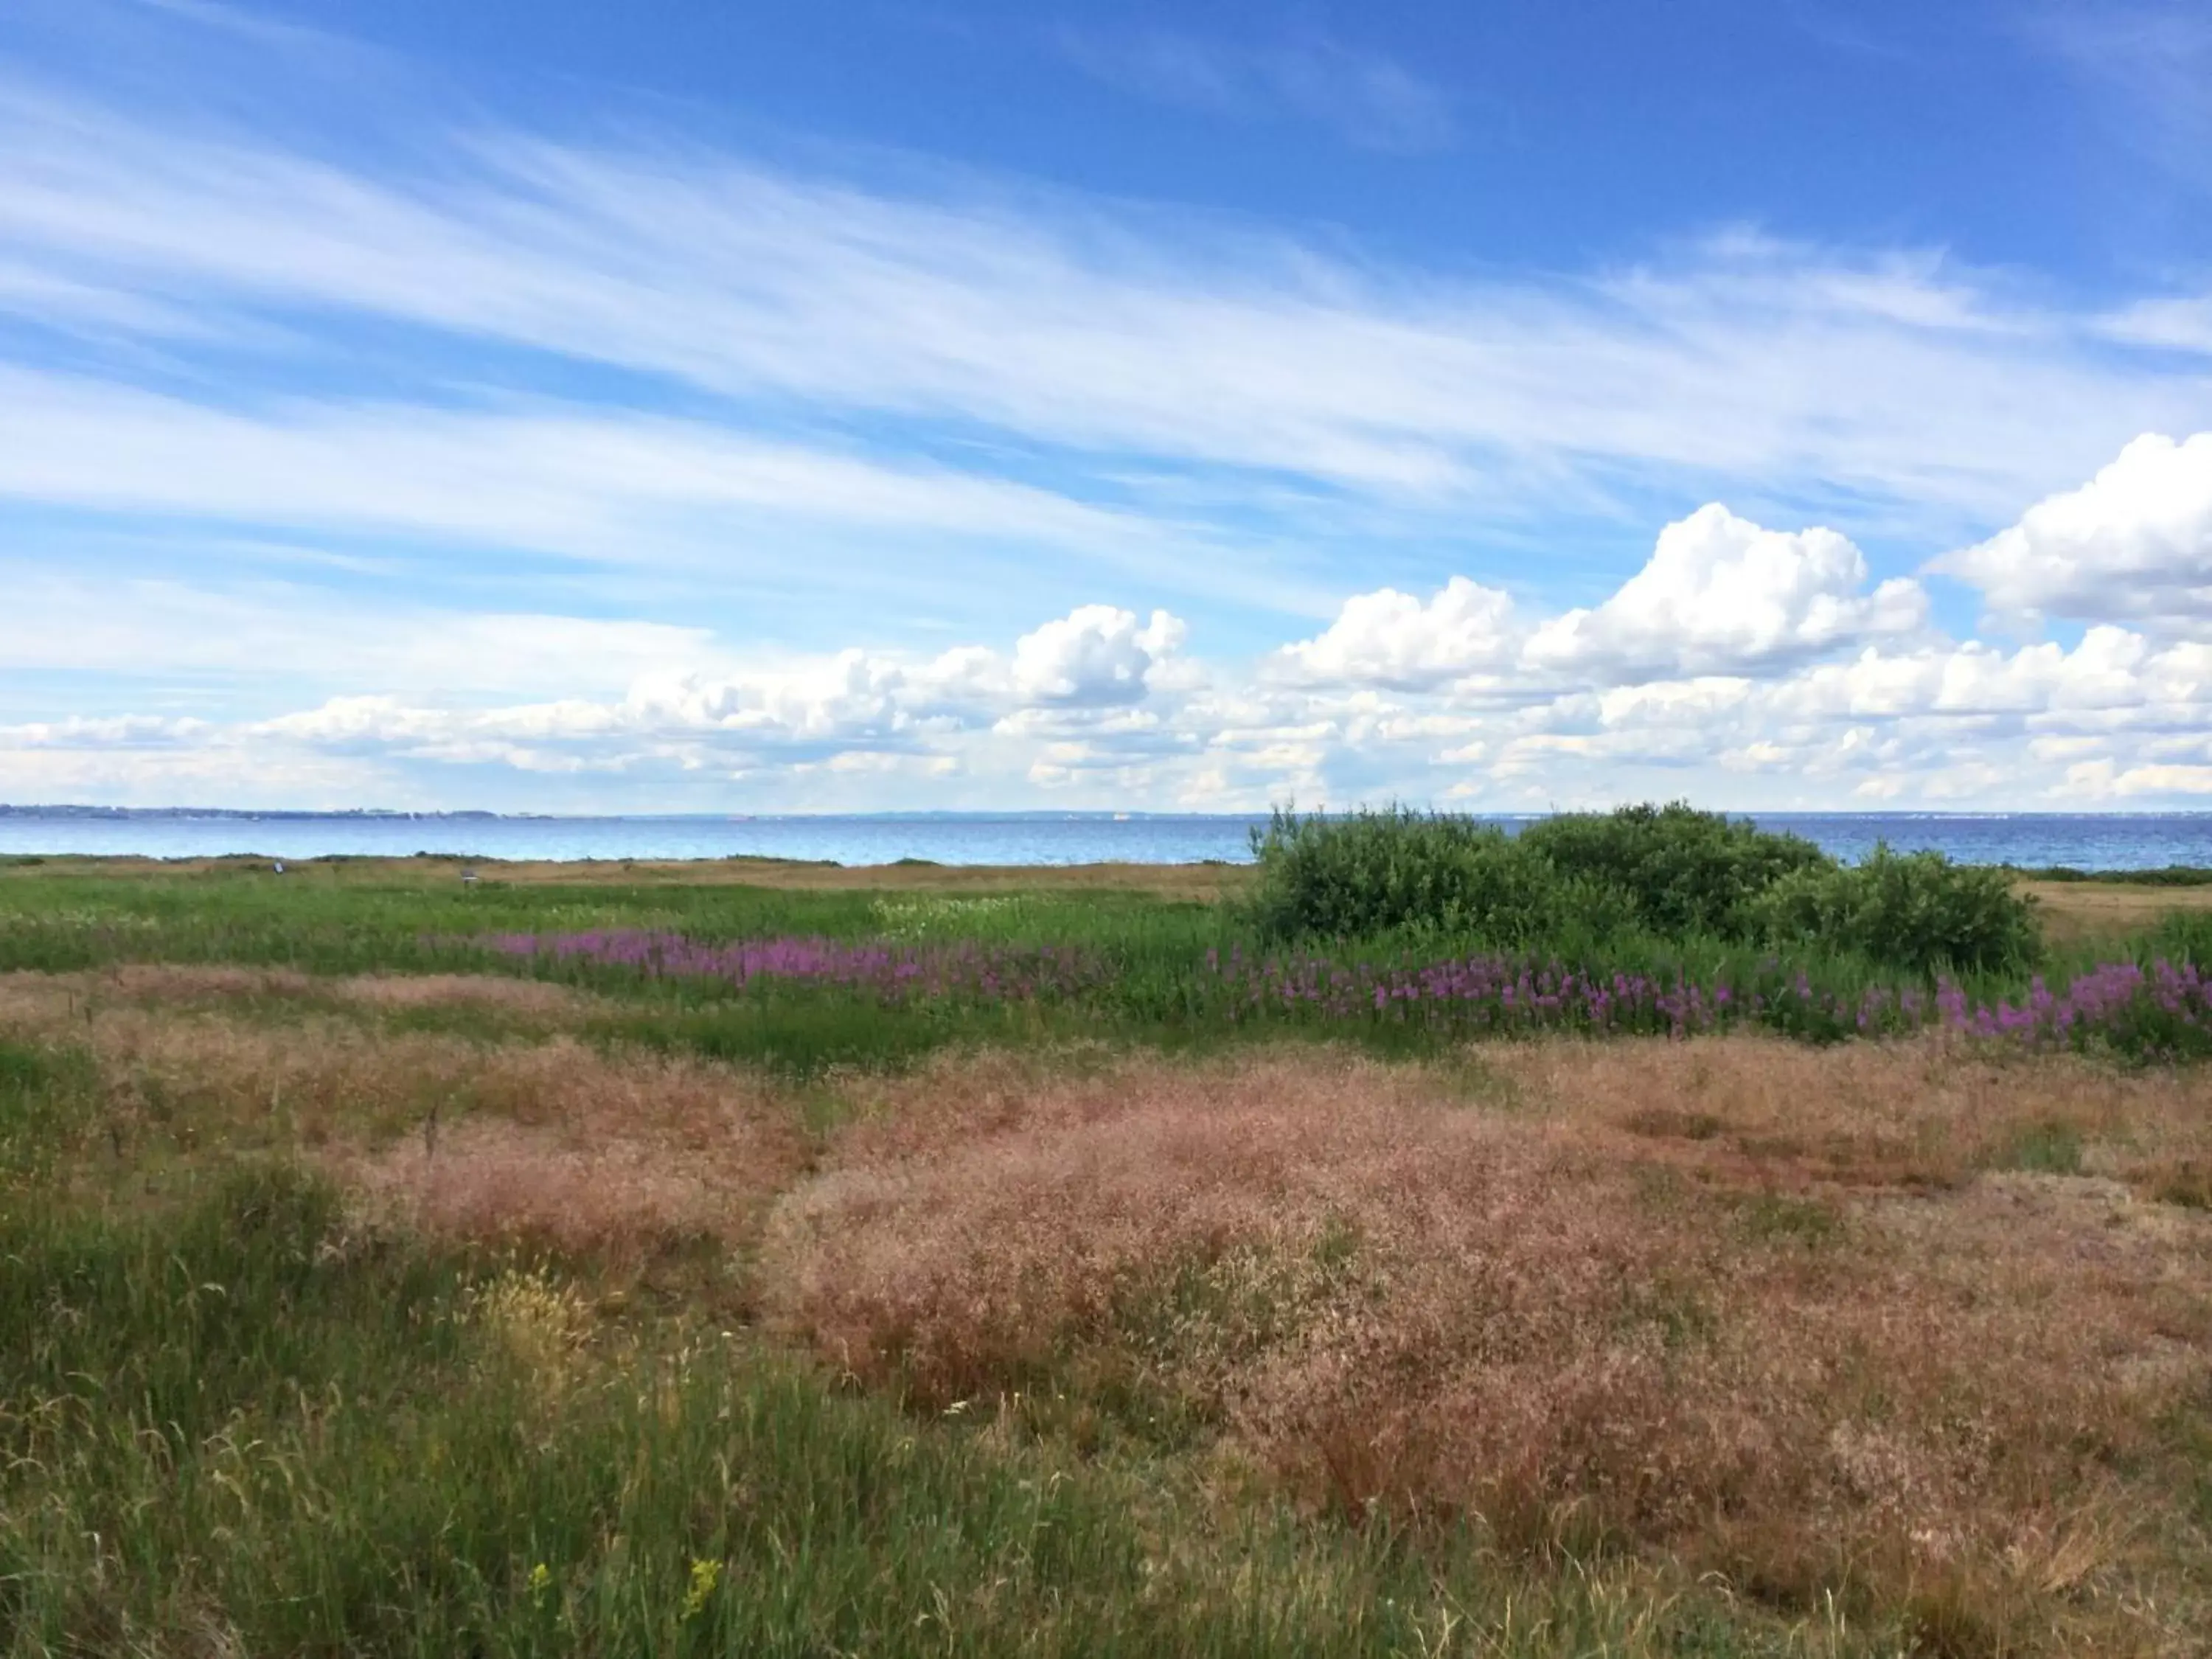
[5,851,2212,1654]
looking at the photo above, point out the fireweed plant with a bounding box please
[470,929,2212,1059]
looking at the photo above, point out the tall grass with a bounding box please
[0,870,1228,970]
[0,1164,1885,1656]
[2,1165,1147,1653]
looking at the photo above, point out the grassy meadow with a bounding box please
[4,814,2212,1656]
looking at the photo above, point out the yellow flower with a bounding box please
[680,1557,721,1621]
[528,1562,552,1606]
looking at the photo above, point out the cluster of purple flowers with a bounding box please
[1200,945,2212,1049]
[474,928,2212,1054]
[1204,946,1855,1039]
[475,929,1102,1002]
[1933,958,2212,1045]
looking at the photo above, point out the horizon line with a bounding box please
[7,804,2212,821]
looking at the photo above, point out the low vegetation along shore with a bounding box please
[4,808,2212,1656]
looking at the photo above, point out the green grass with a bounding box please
[0,869,1228,973]
[4,855,2211,1083]
[1729,1192,1846,1248]
[0,1163,1891,1657]
[2000,1121,2087,1177]
[2015,865,2212,886]
[4,860,2209,1653]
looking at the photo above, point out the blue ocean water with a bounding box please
[2,811,2211,870]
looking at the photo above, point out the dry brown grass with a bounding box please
[333,1035,809,1259]
[347,1114,744,1259]
[0,965,601,1024]
[1492,1035,2212,1202]
[2019,878,2212,946]
[0,964,316,1016]
[330,973,600,1018]
[762,1040,2212,1649]
[0,975,807,1257]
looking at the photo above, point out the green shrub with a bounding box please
[1249,804,2042,975]
[1517,802,1832,941]
[1753,845,2039,975]
[1248,801,1829,948]
[1245,807,1576,944]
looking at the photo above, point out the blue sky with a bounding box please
[3,0,2212,811]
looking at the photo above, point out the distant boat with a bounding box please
[1113,813,1131,821]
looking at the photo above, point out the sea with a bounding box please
[3,811,2211,871]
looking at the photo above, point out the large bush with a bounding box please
[1248,804,2044,975]
[1248,802,1831,947]
[1245,807,1596,944]
[1753,845,2039,975]
[1518,802,1830,941]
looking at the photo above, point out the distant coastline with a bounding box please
[5,804,2208,822]
[0,805,520,821]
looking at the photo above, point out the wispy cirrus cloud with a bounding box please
[0,367,1188,578]
[2098,295,2212,356]
[129,0,341,49]
[2026,1,2212,190]
[1051,27,1458,153]
[0,571,729,700]
[1,71,2203,542]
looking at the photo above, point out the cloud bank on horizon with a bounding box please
[4,0,2212,813]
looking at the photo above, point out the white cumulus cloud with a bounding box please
[1524,504,1927,678]
[23,440,2212,814]
[1012,606,1189,706]
[1273,577,1517,689]
[1933,433,2212,626]
[234,605,1201,782]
